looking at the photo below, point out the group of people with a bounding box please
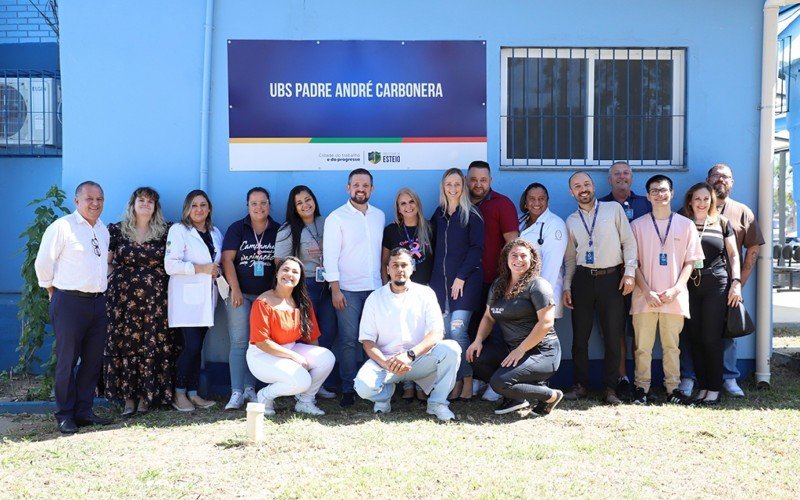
[33,160,763,434]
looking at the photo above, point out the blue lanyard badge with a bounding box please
[578,201,599,265]
[650,212,674,266]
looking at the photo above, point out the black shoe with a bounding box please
[667,389,688,405]
[632,386,648,405]
[58,418,78,434]
[75,412,113,427]
[616,378,633,402]
[532,390,564,416]
[340,392,356,407]
[494,398,530,415]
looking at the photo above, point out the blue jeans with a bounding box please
[335,289,372,394]
[679,332,695,380]
[723,338,740,380]
[443,306,473,380]
[354,340,462,406]
[176,326,208,393]
[224,293,258,393]
[306,278,340,390]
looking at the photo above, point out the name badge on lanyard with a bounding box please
[578,201,599,267]
[254,261,265,277]
[651,213,674,267]
[585,251,595,264]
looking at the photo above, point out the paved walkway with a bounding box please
[774,289,800,324]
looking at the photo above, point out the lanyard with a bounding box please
[650,212,674,249]
[304,220,322,248]
[577,200,599,247]
[697,218,710,240]
[252,226,265,256]
[402,224,416,243]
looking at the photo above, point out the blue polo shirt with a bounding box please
[598,191,651,222]
[222,215,280,295]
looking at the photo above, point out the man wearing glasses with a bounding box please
[35,181,112,434]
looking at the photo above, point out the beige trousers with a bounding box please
[632,312,684,393]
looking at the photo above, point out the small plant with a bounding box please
[17,185,70,399]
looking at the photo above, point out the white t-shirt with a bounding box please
[359,281,444,356]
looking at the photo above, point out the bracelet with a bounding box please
[731,278,741,283]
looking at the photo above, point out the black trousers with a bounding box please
[570,267,624,390]
[175,326,208,392]
[472,340,561,402]
[50,290,108,422]
[685,269,727,392]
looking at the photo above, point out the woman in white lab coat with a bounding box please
[165,189,223,411]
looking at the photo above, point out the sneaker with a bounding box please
[532,390,564,416]
[242,387,258,402]
[603,389,622,405]
[373,400,391,414]
[563,384,588,401]
[340,392,356,407]
[616,377,633,402]
[632,386,648,405]
[295,400,326,416]
[189,395,216,409]
[256,388,276,416]
[481,386,502,402]
[667,389,688,405]
[723,379,745,397]
[494,398,530,415]
[316,387,337,399]
[426,402,456,421]
[678,378,695,398]
[224,391,245,410]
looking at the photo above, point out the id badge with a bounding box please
[585,250,595,264]
[315,266,325,283]
[694,260,704,270]
[625,207,634,220]
[254,261,265,277]
[659,252,668,266]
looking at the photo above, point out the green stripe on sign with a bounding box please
[309,137,403,143]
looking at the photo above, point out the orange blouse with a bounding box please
[249,298,321,345]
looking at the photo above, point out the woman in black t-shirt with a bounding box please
[381,187,433,285]
[681,182,741,405]
[466,238,563,416]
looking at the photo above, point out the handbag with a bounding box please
[724,302,755,338]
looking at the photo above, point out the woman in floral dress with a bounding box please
[104,187,173,416]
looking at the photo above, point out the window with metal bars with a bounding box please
[500,48,686,169]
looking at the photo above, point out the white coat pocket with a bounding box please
[183,283,205,305]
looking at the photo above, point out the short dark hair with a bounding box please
[467,160,491,173]
[75,181,103,197]
[519,182,549,212]
[707,163,731,178]
[246,187,270,203]
[568,170,593,186]
[389,247,413,259]
[348,168,373,183]
[645,174,673,192]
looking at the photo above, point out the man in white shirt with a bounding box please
[354,248,461,421]
[34,181,112,434]
[323,168,385,406]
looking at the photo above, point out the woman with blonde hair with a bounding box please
[429,168,484,400]
[105,186,173,416]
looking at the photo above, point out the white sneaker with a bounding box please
[243,387,258,402]
[481,386,502,402]
[295,400,325,416]
[427,402,456,421]
[678,378,695,398]
[723,378,745,397]
[316,387,337,399]
[373,400,391,414]
[224,391,245,410]
[256,388,276,416]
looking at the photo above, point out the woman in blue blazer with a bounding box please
[430,168,484,400]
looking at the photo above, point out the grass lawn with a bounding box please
[1,366,799,499]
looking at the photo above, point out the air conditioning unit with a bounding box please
[0,77,59,147]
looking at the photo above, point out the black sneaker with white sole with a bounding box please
[532,389,564,416]
[667,389,689,405]
[494,398,530,415]
[632,386,648,405]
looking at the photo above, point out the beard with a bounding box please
[713,183,729,200]
[392,278,407,287]
[350,194,369,205]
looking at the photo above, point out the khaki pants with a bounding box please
[632,312,684,393]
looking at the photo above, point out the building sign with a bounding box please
[227,40,487,171]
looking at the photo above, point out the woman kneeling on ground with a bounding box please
[466,238,563,416]
[246,256,335,416]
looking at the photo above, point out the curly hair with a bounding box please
[274,256,315,341]
[491,238,543,302]
[119,186,167,243]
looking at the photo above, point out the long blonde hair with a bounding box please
[394,187,432,252]
[438,168,478,226]
[120,186,167,242]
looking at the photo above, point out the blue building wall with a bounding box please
[4,1,764,381]
[0,0,57,44]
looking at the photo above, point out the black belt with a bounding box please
[57,289,104,298]
[577,265,620,276]
[699,266,726,276]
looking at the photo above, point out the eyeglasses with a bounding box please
[648,188,671,195]
[91,236,101,257]
[709,174,732,180]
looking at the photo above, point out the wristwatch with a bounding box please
[406,349,416,361]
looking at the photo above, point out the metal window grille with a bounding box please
[500,48,686,169]
[0,70,62,157]
[777,36,791,116]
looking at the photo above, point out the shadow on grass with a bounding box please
[3,366,799,444]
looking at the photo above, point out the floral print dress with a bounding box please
[104,223,176,406]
